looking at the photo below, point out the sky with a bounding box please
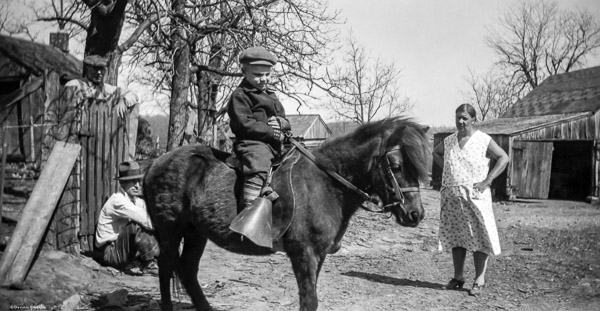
[6,0,600,126]
[287,0,600,127]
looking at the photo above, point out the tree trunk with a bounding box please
[105,51,122,86]
[196,44,223,147]
[85,0,128,56]
[84,0,128,85]
[167,0,190,151]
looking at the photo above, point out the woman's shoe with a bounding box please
[445,278,465,290]
[469,283,485,296]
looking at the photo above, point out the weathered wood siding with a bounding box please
[1,77,46,162]
[509,113,599,198]
[431,133,450,190]
[42,88,139,253]
[510,141,553,198]
[512,113,599,141]
[304,119,330,140]
[78,104,139,252]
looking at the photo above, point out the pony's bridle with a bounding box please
[288,138,419,215]
[374,148,420,215]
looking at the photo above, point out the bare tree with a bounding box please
[126,0,340,149]
[486,0,600,96]
[166,0,191,150]
[323,36,413,125]
[463,67,518,121]
[34,0,89,33]
[6,0,160,86]
[0,0,82,39]
[0,1,16,34]
[9,0,340,149]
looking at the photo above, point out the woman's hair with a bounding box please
[455,104,477,120]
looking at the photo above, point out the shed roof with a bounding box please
[502,66,600,118]
[434,112,590,136]
[0,35,82,81]
[287,114,331,137]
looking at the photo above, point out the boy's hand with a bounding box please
[276,116,291,132]
[268,116,285,142]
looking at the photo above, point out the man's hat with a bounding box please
[239,46,277,66]
[83,55,108,67]
[116,161,144,181]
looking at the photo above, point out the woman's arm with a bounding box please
[474,139,509,191]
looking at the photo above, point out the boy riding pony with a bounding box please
[227,46,291,247]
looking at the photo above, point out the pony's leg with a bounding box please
[289,248,326,311]
[158,230,183,311]
[177,231,210,310]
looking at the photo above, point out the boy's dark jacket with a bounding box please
[228,79,287,148]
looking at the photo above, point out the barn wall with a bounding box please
[430,133,450,190]
[490,134,510,198]
[508,113,600,199]
[304,119,330,140]
[512,113,599,141]
[1,76,46,162]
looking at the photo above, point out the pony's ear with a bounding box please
[421,125,430,133]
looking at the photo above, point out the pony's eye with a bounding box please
[387,159,401,171]
[387,155,402,171]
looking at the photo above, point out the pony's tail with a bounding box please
[142,170,184,297]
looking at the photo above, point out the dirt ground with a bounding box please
[1,187,600,311]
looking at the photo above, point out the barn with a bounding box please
[287,114,331,149]
[432,65,600,202]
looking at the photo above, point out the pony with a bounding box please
[143,117,431,311]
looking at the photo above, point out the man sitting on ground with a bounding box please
[95,161,159,276]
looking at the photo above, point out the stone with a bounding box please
[103,288,128,306]
[60,294,81,311]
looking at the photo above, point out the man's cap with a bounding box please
[116,161,144,181]
[239,46,277,66]
[83,55,108,67]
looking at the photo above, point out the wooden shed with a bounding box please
[287,114,331,149]
[432,65,600,201]
[0,35,81,162]
[0,35,139,254]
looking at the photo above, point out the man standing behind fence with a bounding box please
[95,161,159,276]
[66,55,137,118]
[42,54,141,253]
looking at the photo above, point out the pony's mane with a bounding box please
[316,117,431,182]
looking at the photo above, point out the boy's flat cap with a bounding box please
[239,46,277,66]
[83,55,108,67]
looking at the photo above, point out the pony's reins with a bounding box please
[287,137,417,215]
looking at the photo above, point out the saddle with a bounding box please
[212,147,300,241]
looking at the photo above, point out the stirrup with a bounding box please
[230,197,273,248]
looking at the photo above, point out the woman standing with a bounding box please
[433,104,509,296]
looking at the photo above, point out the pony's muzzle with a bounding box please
[396,201,424,227]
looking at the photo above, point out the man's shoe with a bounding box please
[124,266,144,276]
[142,260,159,276]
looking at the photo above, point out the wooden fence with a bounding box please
[42,88,138,253]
